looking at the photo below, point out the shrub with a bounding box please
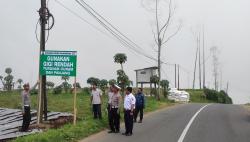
[82,87,90,95]
[204,88,218,102]
[204,88,232,104]
[30,89,38,95]
[53,85,63,95]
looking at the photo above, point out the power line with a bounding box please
[78,0,145,51]
[55,0,114,39]
[55,0,154,65]
[74,0,159,62]
[161,68,174,87]
[58,0,190,77]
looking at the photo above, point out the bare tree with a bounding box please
[210,46,219,91]
[150,0,181,100]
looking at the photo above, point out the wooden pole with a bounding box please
[202,25,206,88]
[37,0,47,124]
[178,64,180,90]
[193,36,199,89]
[226,82,229,94]
[198,32,202,89]
[73,77,77,125]
[175,64,177,88]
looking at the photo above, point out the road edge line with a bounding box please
[177,104,211,142]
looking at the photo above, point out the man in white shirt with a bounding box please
[20,83,31,132]
[122,87,136,136]
[90,83,103,119]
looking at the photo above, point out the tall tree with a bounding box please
[108,79,117,86]
[160,80,169,98]
[147,0,181,100]
[117,69,129,95]
[17,78,23,89]
[0,76,4,88]
[114,53,127,70]
[46,81,55,89]
[150,75,160,98]
[87,77,100,86]
[73,82,81,89]
[99,79,108,95]
[61,76,70,82]
[61,76,71,93]
[4,68,14,91]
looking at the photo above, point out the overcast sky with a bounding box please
[0,0,249,104]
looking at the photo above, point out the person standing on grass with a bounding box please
[20,83,31,132]
[107,86,114,131]
[122,87,136,136]
[108,85,122,133]
[134,88,145,123]
[90,83,103,119]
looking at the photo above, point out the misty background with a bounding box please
[0,0,249,104]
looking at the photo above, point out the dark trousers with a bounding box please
[107,104,112,129]
[110,108,120,132]
[124,110,134,134]
[93,104,102,119]
[134,106,144,121]
[22,106,31,131]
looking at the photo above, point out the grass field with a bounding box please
[185,89,216,103]
[0,90,174,142]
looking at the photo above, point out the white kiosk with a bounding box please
[135,66,158,89]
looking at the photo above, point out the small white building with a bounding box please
[135,66,158,88]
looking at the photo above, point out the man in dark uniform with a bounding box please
[134,88,145,123]
[122,87,136,136]
[108,85,122,133]
[107,86,114,132]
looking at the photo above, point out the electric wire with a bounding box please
[56,0,195,80]
[75,0,158,62]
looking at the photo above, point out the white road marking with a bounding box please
[177,104,211,142]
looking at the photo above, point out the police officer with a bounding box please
[20,83,31,132]
[122,87,136,136]
[134,88,145,123]
[108,85,122,133]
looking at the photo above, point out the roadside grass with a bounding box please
[0,91,174,142]
[185,89,216,103]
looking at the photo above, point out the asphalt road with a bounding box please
[80,104,250,142]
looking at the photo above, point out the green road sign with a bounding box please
[40,50,77,76]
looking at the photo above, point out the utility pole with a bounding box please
[226,82,229,94]
[178,64,180,90]
[37,0,47,124]
[220,68,223,91]
[175,64,177,88]
[198,33,202,89]
[211,46,219,91]
[202,26,206,89]
[193,36,199,89]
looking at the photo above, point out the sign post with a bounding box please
[73,77,77,125]
[40,50,77,125]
